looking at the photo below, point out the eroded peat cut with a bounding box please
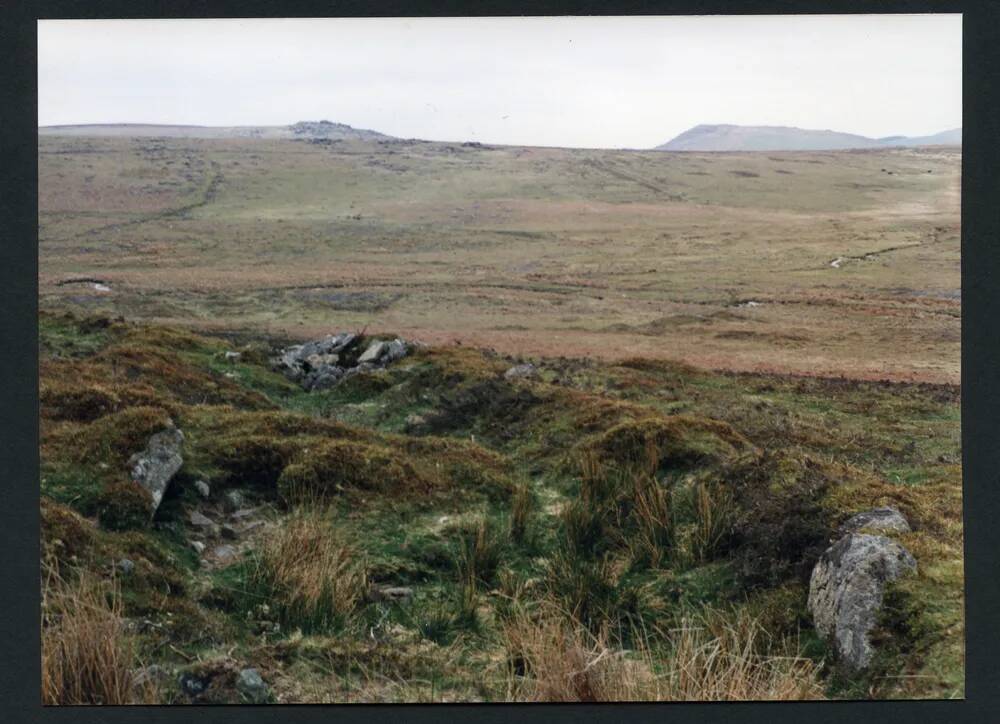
[38,313,962,701]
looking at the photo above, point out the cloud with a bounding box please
[38,15,962,148]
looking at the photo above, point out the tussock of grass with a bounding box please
[42,570,157,705]
[247,508,368,632]
[278,440,426,503]
[503,604,823,701]
[578,415,751,473]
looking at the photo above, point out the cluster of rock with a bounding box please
[273,333,410,391]
[807,506,916,671]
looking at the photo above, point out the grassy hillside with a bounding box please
[39,313,963,703]
[38,136,960,383]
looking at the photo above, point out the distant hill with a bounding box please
[38,120,393,141]
[656,124,962,151]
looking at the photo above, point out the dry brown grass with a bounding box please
[41,569,156,705]
[503,604,823,702]
[250,507,368,631]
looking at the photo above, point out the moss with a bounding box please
[41,497,100,567]
[96,481,153,531]
[278,440,425,503]
[64,406,174,468]
[40,381,121,422]
[719,452,840,585]
[579,415,751,473]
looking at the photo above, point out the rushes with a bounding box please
[508,482,533,544]
[249,507,368,632]
[456,517,504,589]
[42,570,154,705]
[631,473,674,568]
[691,481,734,563]
[502,604,823,702]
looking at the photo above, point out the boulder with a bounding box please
[236,668,269,703]
[133,663,172,689]
[194,480,211,498]
[116,558,135,576]
[305,353,339,369]
[504,363,537,380]
[189,510,216,527]
[303,364,344,391]
[382,338,409,364]
[807,533,917,671]
[212,544,239,564]
[223,490,245,513]
[224,351,242,362]
[839,507,911,535]
[358,340,388,364]
[128,426,184,515]
[369,585,414,604]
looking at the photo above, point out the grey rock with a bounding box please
[305,352,339,369]
[504,363,538,381]
[358,340,388,364]
[231,508,257,520]
[236,668,269,702]
[808,533,917,671]
[224,350,242,362]
[190,541,206,555]
[133,663,172,688]
[223,490,245,513]
[179,673,207,696]
[303,364,344,391]
[369,585,414,603]
[189,510,217,528]
[117,558,135,576]
[839,507,911,535]
[127,425,184,515]
[194,479,211,498]
[212,544,239,563]
[382,338,409,364]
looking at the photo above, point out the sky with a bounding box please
[38,15,962,149]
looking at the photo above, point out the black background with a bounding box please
[2,2,996,723]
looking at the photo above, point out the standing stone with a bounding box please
[127,426,184,515]
[807,533,917,671]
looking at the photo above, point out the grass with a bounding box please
[38,135,959,385]
[37,312,963,702]
[244,507,368,633]
[502,603,823,702]
[42,569,157,705]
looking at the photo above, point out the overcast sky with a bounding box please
[38,15,962,149]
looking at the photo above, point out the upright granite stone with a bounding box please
[808,532,916,670]
[127,425,184,515]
